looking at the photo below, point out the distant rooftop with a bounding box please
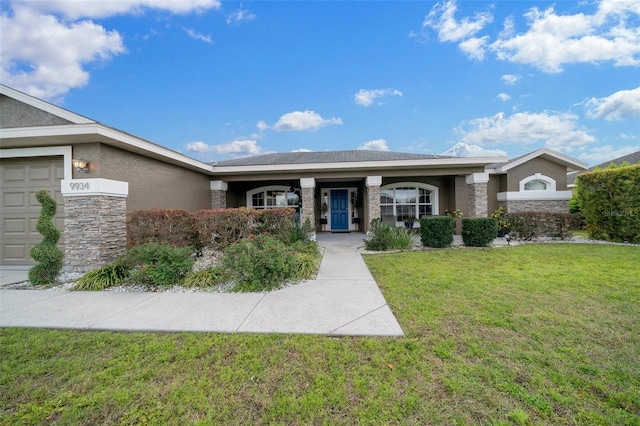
[568,150,640,185]
[213,150,451,167]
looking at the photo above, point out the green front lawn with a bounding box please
[1,244,638,425]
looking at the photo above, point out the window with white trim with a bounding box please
[519,173,556,192]
[380,183,438,222]
[247,186,300,211]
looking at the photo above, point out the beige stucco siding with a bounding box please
[506,158,568,191]
[72,143,211,212]
[487,175,500,214]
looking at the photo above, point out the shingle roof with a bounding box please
[567,150,640,185]
[213,150,450,166]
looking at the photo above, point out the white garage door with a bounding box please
[0,157,65,265]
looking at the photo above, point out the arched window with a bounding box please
[380,183,438,222]
[247,186,300,211]
[519,173,556,192]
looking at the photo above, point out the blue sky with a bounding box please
[2,0,639,165]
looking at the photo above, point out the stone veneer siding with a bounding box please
[210,190,226,209]
[301,187,315,227]
[467,182,488,217]
[64,195,127,273]
[499,199,569,214]
[367,185,381,223]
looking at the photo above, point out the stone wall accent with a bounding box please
[366,176,382,225]
[210,190,226,209]
[210,180,228,209]
[300,178,316,228]
[64,195,127,273]
[467,182,488,217]
[501,199,569,213]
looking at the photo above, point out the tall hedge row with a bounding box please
[576,164,640,243]
[127,207,296,250]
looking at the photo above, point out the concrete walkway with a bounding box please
[0,233,404,336]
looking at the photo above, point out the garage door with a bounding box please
[0,157,65,265]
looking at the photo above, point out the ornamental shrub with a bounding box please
[222,233,297,292]
[576,164,640,243]
[364,219,413,251]
[127,209,197,248]
[121,242,194,287]
[74,262,130,291]
[29,190,64,285]
[183,267,232,288]
[194,208,253,250]
[420,216,454,248]
[461,218,498,247]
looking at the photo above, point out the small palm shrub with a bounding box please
[364,219,413,251]
[183,267,232,288]
[74,262,130,291]
[420,216,454,248]
[29,190,64,285]
[461,218,498,247]
[222,233,297,292]
[121,242,194,287]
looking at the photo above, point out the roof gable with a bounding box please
[0,85,94,125]
[487,148,588,173]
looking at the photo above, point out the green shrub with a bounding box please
[506,212,573,240]
[74,262,130,291]
[576,164,640,243]
[286,219,314,244]
[127,209,198,248]
[293,252,321,280]
[183,267,232,288]
[461,218,498,247]
[29,190,64,285]
[364,219,413,251]
[121,242,194,287]
[222,234,297,292]
[420,216,454,248]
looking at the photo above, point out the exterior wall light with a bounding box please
[72,158,90,173]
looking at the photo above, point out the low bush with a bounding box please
[461,218,498,247]
[506,212,573,240]
[194,208,253,250]
[74,262,130,291]
[183,267,232,288]
[127,209,197,248]
[121,242,194,287]
[222,233,297,292]
[364,219,413,251]
[420,216,454,248]
[293,252,321,280]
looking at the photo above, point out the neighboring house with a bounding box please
[567,151,640,191]
[0,85,587,271]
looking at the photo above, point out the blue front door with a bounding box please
[331,189,349,230]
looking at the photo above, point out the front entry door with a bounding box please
[330,189,349,230]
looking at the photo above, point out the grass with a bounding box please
[1,244,639,425]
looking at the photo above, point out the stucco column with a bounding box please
[210,180,228,209]
[61,178,128,273]
[300,178,315,227]
[366,176,382,226]
[466,173,489,217]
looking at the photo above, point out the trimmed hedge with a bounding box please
[128,207,297,250]
[461,218,497,247]
[29,190,64,285]
[576,164,640,243]
[420,216,454,248]
[505,212,572,240]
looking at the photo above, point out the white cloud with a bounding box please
[256,120,269,131]
[421,0,640,73]
[0,1,219,100]
[0,4,125,100]
[291,148,313,153]
[620,133,638,140]
[186,139,263,156]
[456,111,596,153]
[490,1,640,73]
[585,86,640,121]
[422,0,493,43]
[271,110,343,132]
[183,28,212,43]
[226,8,256,25]
[578,145,640,164]
[354,88,403,107]
[441,142,507,157]
[501,74,520,85]
[497,93,511,101]
[22,0,221,19]
[357,139,389,151]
